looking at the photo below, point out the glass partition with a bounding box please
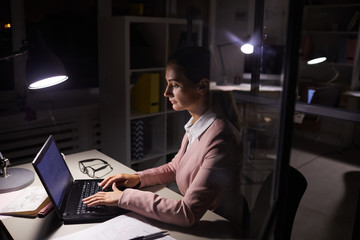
[210,0,306,238]
[295,1,360,149]
[211,0,360,238]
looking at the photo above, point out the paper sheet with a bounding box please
[0,186,47,213]
[0,186,48,220]
[53,212,175,240]
[0,190,19,220]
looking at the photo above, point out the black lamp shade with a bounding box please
[26,43,68,90]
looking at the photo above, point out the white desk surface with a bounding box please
[1,150,240,240]
[344,91,360,98]
[210,82,283,92]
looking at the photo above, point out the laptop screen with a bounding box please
[33,136,72,209]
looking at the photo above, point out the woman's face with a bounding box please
[164,63,202,112]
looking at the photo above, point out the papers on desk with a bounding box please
[0,186,50,218]
[54,212,175,240]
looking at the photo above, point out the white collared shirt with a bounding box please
[184,109,216,150]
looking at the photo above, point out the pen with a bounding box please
[129,230,168,240]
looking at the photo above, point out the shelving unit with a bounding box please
[98,16,202,170]
[299,3,360,93]
[294,2,360,149]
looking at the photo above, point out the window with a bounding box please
[0,0,13,91]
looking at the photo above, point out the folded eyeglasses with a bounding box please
[78,158,113,178]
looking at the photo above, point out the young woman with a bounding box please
[83,46,246,227]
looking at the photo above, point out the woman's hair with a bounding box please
[167,47,241,130]
[167,46,210,84]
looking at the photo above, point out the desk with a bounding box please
[1,150,239,240]
[210,82,283,93]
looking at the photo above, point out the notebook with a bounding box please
[32,135,127,224]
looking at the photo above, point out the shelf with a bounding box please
[166,148,179,155]
[131,155,166,171]
[299,2,360,110]
[98,16,202,168]
[166,111,188,151]
[300,3,359,84]
[131,111,165,120]
[305,3,360,9]
[302,31,358,36]
[303,4,360,32]
[130,67,166,73]
[130,22,167,69]
[131,152,165,165]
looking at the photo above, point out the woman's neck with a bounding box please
[188,91,210,124]
[189,106,209,124]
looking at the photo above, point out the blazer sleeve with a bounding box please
[118,126,241,227]
[136,134,188,188]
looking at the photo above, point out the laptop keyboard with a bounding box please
[77,181,102,214]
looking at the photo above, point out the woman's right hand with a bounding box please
[98,173,140,190]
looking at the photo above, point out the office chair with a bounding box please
[210,90,307,238]
[246,166,307,240]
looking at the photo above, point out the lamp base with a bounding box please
[0,168,35,193]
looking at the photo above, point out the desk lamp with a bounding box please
[300,56,340,105]
[0,39,69,90]
[0,152,35,193]
[306,56,339,83]
[217,40,254,85]
[0,39,68,193]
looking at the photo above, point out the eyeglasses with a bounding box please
[78,158,113,178]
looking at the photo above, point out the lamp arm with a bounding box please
[217,45,226,77]
[0,40,30,61]
[0,49,28,61]
[216,41,248,78]
[327,63,340,83]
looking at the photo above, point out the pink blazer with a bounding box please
[118,118,244,227]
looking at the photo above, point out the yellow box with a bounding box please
[131,73,160,113]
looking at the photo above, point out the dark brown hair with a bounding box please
[167,46,210,84]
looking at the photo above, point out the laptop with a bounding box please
[32,135,127,224]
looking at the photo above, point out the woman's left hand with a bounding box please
[83,183,123,207]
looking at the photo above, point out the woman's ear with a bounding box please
[198,78,209,95]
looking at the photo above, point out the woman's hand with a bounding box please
[83,173,140,207]
[83,183,123,207]
[99,173,140,190]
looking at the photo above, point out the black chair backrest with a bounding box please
[248,166,307,239]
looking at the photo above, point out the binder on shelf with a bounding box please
[346,38,357,64]
[131,120,144,161]
[131,73,160,114]
[300,36,312,60]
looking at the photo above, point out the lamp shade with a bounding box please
[307,56,327,65]
[26,41,68,90]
